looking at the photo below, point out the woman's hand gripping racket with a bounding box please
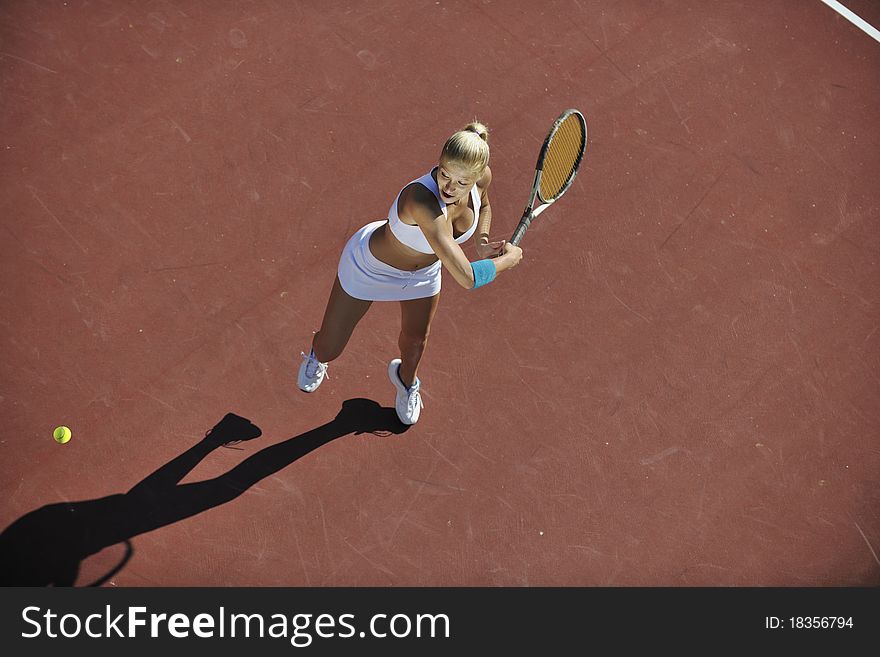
[509,109,587,246]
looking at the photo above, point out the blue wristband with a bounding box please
[470,259,496,289]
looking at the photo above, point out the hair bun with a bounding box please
[463,121,489,142]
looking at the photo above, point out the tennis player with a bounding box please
[298,122,523,424]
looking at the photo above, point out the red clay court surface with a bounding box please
[1,1,878,587]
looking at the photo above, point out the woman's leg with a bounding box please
[311,277,372,362]
[397,292,441,386]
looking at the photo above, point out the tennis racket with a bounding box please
[509,109,587,246]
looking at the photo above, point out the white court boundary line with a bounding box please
[819,0,880,43]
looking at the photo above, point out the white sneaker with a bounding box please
[298,348,328,393]
[388,358,423,425]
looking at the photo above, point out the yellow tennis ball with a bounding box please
[53,426,71,444]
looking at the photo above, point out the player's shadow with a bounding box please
[0,398,407,586]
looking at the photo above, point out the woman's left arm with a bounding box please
[473,166,505,259]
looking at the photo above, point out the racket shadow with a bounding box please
[0,398,408,586]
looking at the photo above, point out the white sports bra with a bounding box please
[387,168,480,255]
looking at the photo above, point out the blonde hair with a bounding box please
[440,121,490,174]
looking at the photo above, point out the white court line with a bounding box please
[819,0,880,43]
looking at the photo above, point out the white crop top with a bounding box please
[387,168,480,255]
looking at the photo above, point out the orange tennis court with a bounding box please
[1,0,878,586]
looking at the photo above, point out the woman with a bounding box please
[298,122,524,425]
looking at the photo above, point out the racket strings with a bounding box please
[539,114,585,201]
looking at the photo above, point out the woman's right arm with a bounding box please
[403,188,523,289]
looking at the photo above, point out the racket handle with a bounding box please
[510,214,532,247]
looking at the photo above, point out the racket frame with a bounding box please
[510,108,587,246]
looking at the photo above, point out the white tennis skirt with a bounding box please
[337,220,442,301]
